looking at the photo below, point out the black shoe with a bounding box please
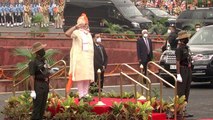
[78,96,94,102]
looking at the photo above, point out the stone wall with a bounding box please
[0,37,164,66]
[0,36,165,92]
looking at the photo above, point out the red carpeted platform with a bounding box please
[75,97,166,120]
[167,118,213,120]
[199,119,213,120]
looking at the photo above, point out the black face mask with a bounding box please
[183,39,189,44]
[180,38,189,44]
[37,49,45,57]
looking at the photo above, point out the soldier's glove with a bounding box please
[49,67,59,74]
[177,74,182,83]
[30,90,36,99]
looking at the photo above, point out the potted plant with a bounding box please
[13,48,60,74]
[148,18,168,35]
[1,92,32,119]
[12,48,60,92]
[31,13,49,37]
[168,95,187,120]
[102,19,136,39]
[150,97,170,114]
[137,101,154,120]
[2,91,169,119]
[46,93,63,118]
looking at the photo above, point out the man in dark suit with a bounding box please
[137,29,153,75]
[92,33,108,91]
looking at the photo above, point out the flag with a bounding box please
[65,74,73,95]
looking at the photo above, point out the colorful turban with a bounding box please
[77,13,89,25]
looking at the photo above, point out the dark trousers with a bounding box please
[6,13,13,24]
[20,12,23,22]
[94,68,104,89]
[31,81,49,120]
[140,61,148,75]
[0,14,4,23]
[140,56,152,75]
[49,13,54,22]
[17,15,22,23]
[177,67,192,102]
[13,13,18,23]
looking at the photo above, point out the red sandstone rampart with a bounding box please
[0,33,165,92]
[0,33,165,66]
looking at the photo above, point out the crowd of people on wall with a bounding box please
[1,0,211,30]
[0,1,64,28]
[135,0,213,16]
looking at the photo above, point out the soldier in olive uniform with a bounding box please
[23,2,31,28]
[42,2,49,27]
[29,42,50,120]
[175,31,193,117]
[53,4,59,28]
[57,1,64,29]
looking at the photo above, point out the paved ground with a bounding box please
[0,25,65,38]
[0,25,63,33]
[0,82,212,120]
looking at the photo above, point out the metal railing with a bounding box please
[147,61,178,120]
[120,63,151,102]
[12,60,67,96]
[13,65,29,96]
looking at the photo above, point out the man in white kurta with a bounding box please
[65,13,94,99]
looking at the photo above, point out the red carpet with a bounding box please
[199,119,213,120]
[74,97,213,120]
[75,97,166,120]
